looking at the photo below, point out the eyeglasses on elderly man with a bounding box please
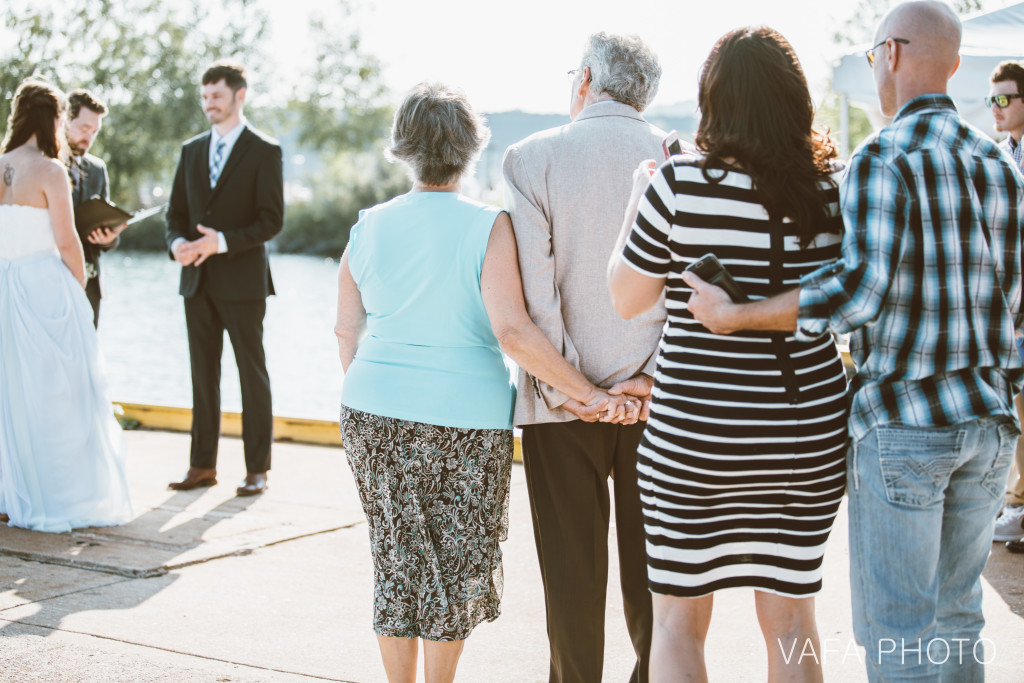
[566,67,592,84]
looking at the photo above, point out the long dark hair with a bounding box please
[696,27,838,246]
[1,78,67,160]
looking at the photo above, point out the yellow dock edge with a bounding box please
[114,401,524,463]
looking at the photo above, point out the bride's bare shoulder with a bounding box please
[40,156,68,175]
[38,159,71,195]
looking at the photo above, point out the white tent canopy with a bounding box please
[832,1,1024,153]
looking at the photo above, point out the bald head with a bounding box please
[873,1,962,114]
[879,1,961,77]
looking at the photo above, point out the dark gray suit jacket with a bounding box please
[164,125,284,300]
[71,153,119,296]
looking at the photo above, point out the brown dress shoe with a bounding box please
[236,472,268,497]
[168,467,218,491]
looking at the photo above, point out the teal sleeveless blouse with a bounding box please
[342,192,515,430]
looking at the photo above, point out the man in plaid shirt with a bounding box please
[682,2,1024,680]
[988,60,1024,551]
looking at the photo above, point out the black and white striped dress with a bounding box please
[620,156,849,598]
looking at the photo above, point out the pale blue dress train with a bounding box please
[0,204,132,532]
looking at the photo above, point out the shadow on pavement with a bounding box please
[0,487,258,637]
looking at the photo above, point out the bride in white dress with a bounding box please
[0,78,132,532]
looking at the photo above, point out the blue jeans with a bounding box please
[848,417,1017,682]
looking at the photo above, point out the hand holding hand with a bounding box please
[172,239,197,266]
[681,270,739,335]
[562,396,609,423]
[87,222,127,246]
[578,387,640,426]
[601,392,649,425]
[565,389,643,425]
[608,374,655,422]
[186,225,220,266]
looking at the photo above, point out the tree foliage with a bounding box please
[277,152,409,256]
[815,89,875,157]
[1,0,268,207]
[285,12,393,154]
[0,0,399,254]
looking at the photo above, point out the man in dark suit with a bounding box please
[67,90,125,328]
[165,60,283,497]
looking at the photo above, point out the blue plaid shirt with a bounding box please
[1002,135,1023,172]
[798,95,1024,441]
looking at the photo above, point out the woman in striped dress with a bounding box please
[608,27,848,682]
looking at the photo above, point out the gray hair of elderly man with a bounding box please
[386,81,491,187]
[579,32,662,112]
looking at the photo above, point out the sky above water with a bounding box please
[265,0,1011,113]
[9,0,1015,113]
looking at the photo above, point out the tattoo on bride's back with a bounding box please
[3,165,13,187]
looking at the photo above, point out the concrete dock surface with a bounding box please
[0,429,1021,682]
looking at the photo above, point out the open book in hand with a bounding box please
[73,198,167,232]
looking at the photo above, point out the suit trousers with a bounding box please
[184,283,272,473]
[521,420,652,683]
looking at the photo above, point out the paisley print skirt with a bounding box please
[340,405,514,641]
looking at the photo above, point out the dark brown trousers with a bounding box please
[521,420,652,683]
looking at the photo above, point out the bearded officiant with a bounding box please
[67,89,126,328]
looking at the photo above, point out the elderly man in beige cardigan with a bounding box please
[502,32,669,683]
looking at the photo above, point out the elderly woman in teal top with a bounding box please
[334,82,636,683]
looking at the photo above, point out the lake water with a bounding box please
[98,252,850,425]
[98,251,344,420]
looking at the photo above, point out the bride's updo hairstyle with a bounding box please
[386,82,490,187]
[1,77,67,159]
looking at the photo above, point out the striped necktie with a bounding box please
[209,139,226,188]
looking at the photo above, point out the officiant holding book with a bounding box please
[67,89,126,327]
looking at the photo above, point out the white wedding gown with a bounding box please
[0,204,132,532]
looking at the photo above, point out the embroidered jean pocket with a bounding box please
[877,426,963,508]
[981,420,1019,499]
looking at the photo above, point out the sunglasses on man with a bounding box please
[986,94,1022,109]
[864,37,910,67]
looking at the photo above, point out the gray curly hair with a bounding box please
[386,82,491,186]
[579,33,662,112]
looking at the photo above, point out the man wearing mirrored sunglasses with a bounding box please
[989,60,1024,172]
[989,60,1024,556]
